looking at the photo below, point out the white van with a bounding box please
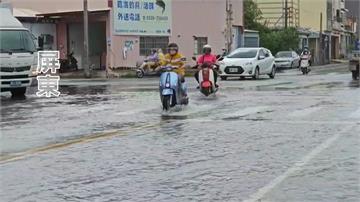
[0,7,37,96]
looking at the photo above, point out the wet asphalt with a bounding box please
[0,65,359,202]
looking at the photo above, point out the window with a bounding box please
[195,37,208,55]
[336,9,341,22]
[259,49,266,58]
[264,49,270,57]
[276,51,292,58]
[139,36,169,56]
[292,52,298,58]
[227,49,258,58]
[0,30,36,53]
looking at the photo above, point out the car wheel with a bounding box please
[252,67,260,80]
[11,87,26,97]
[268,66,276,79]
[220,76,227,80]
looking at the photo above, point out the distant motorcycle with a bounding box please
[300,55,310,75]
[60,52,78,72]
[136,59,161,78]
[159,66,188,110]
[349,50,360,80]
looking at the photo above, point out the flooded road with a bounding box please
[1,66,359,201]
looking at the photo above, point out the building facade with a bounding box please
[255,0,300,29]
[7,0,244,69]
[254,0,356,63]
[345,0,360,39]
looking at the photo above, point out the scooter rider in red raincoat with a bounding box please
[194,44,218,88]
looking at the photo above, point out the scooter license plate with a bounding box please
[10,81,22,87]
[229,68,238,73]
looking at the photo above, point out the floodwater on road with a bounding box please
[1,67,359,201]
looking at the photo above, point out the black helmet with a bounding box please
[167,43,179,52]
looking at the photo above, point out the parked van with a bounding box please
[0,7,37,96]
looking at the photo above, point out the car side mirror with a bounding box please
[216,54,221,59]
[258,55,265,60]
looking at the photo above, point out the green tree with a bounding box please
[243,0,265,30]
[260,28,299,54]
[243,0,299,54]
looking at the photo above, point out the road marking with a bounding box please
[0,130,120,164]
[243,124,355,202]
[289,106,322,117]
[224,106,270,118]
[0,122,160,164]
[271,120,359,125]
[349,107,360,119]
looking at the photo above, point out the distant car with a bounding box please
[274,51,300,69]
[219,47,276,80]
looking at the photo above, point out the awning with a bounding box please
[36,8,109,17]
[13,8,40,18]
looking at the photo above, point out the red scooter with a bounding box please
[192,55,220,96]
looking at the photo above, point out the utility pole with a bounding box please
[83,0,90,78]
[225,0,233,53]
[319,12,323,65]
[284,0,288,28]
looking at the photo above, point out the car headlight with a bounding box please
[29,64,38,77]
[219,61,225,66]
[244,62,253,66]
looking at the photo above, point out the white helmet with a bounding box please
[203,44,212,49]
[203,44,212,53]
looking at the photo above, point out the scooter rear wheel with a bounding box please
[302,68,307,75]
[162,95,171,110]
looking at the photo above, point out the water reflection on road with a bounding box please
[1,68,359,202]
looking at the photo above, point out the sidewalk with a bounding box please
[60,63,348,80]
[60,68,136,79]
[331,59,349,64]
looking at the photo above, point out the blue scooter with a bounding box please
[159,66,189,110]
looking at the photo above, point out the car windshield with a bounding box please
[276,52,292,58]
[227,49,258,58]
[0,30,36,53]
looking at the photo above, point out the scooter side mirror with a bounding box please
[192,56,197,61]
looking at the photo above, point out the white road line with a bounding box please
[225,106,270,118]
[289,107,322,117]
[349,107,360,119]
[243,124,355,202]
[271,120,359,125]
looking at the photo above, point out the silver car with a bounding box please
[274,51,300,69]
